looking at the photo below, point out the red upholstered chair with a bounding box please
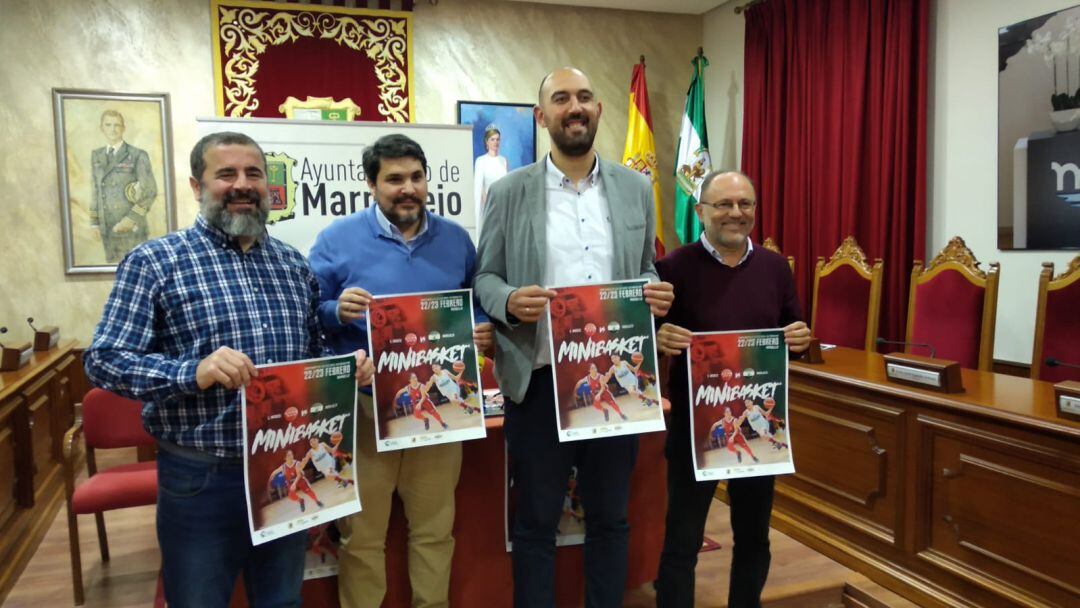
[810,236,883,350]
[905,237,1000,370]
[1032,256,1080,382]
[63,388,158,605]
[762,237,795,273]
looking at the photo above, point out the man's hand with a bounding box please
[355,349,375,387]
[112,216,137,234]
[657,322,693,357]
[195,346,258,390]
[473,322,495,357]
[507,285,557,323]
[337,287,372,324]
[644,281,675,317]
[783,321,812,353]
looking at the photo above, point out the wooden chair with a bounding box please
[63,388,158,605]
[1032,255,1080,382]
[905,236,1000,370]
[761,237,795,273]
[810,236,883,350]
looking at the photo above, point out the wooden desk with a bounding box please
[0,340,79,602]
[774,347,1079,607]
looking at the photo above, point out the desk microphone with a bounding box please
[1046,357,1080,370]
[0,326,6,348]
[26,317,37,332]
[876,337,936,359]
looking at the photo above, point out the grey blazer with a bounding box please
[473,157,659,403]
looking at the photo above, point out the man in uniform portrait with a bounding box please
[90,109,157,263]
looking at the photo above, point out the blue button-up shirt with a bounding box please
[84,215,325,458]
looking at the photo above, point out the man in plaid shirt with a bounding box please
[84,131,374,608]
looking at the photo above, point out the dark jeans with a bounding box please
[505,368,639,608]
[655,415,775,608]
[156,447,306,607]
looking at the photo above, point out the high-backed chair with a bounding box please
[905,236,1000,370]
[761,237,795,273]
[1032,255,1080,382]
[810,236,883,350]
[63,388,158,605]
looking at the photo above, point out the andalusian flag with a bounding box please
[673,53,712,244]
[622,59,665,257]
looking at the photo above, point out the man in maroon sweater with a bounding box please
[653,170,811,608]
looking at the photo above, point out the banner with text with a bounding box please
[547,279,664,442]
[241,354,360,545]
[687,329,793,481]
[195,117,475,253]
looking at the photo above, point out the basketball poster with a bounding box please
[547,279,665,442]
[367,288,486,452]
[687,329,794,481]
[303,522,343,580]
[504,443,584,551]
[241,354,361,545]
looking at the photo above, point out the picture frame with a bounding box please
[52,89,176,274]
[456,101,536,222]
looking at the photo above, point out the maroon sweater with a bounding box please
[656,241,803,420]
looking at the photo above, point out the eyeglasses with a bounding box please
[698,200,756,212]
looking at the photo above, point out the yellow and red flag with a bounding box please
[622,59,665,258]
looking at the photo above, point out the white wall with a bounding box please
[702,1,745,171]
[702,0,1079,365]
[930,0,1079,364]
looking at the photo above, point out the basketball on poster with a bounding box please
[241,354,361,545]
[367,289,486,451]
[687,329,795,481]
[547,279,665,442]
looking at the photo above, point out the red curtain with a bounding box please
[741,0,929,346]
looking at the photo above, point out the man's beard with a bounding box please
[381,193,425,230]
[200,188,270,238]
[549,113,597,157]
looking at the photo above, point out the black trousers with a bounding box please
[655,414,775,608]
[504,368,639,608]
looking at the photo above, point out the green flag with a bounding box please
[673,54,712,244]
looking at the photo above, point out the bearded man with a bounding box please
[85,131,375,608]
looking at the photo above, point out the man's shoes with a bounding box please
[300,498,306,512]
[424,418,430,431]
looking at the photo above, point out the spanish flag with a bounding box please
[622,59,665,258]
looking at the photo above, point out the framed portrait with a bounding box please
[53,89,176,274]
[456,101,536,222]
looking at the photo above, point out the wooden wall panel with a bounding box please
[779,382,903,545]
[0,406,16,532]
[917,416,1080,607]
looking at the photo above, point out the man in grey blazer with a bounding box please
[474,66,674,608]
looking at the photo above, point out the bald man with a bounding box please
[474,67,674,607]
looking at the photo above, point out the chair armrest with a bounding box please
[63,416,84,464]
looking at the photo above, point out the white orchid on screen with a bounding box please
[1026,19,1080,110]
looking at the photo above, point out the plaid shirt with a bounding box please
[84,215,325,458]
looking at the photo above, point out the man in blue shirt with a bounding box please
[309,134,492,608]
[85,131,375,608]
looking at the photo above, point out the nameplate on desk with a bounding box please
[33,326,59,351]
[886,363,941,386]
[1,342,33,372]
[1054,381,1080,422]
[882,353,963,393]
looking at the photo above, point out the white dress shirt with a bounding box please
[700,232,754,267]
[535,153,614,367]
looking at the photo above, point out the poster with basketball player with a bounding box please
[241,354,360,545]
[547,279,665,442]
[367,288,486,452]
[687,329,794,481]
[303,522,343,580]
[504,443,584,551]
